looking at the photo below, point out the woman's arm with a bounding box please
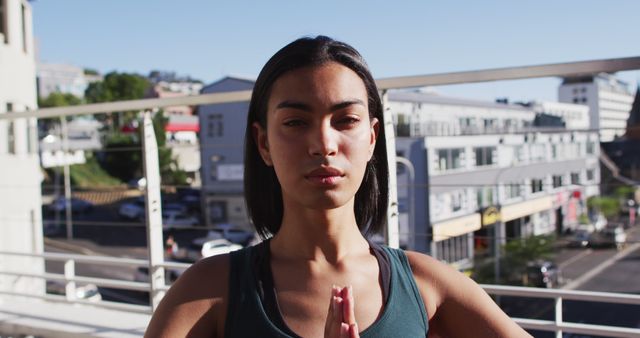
[144,254,230,338]
[405,251,532,338]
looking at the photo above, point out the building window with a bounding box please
[586,141,595,155]
[21,3,27,52]
[451,190,464,212]
[476,187,493,208]
[436,233,471,264]
[571,172,580,185]
[437,148,463,171]
[586,169,595,181]
[474,146,496,167]
[0,0,7,44]
[207,114,223,137]
[552,175,563,189]
[531,178,544,194]
[505,182,522,199]
[6,103,15,154]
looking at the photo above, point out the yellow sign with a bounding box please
[482,206,501,225]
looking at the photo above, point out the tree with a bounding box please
[502,234,555,286]
[38,92,83,108]
[587,196,620,219]
[85,72,150,128]
[100,110,187,186]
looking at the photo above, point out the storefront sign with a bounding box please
[482,206,501,226]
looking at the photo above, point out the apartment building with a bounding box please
[36,62,102,99]
[390,91,599,270]
[0,0,44,295]
[198,76,254,228]
[559,73,634,142]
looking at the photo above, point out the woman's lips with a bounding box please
[305,167,344,185]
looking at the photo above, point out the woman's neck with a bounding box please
[270,202,369,264]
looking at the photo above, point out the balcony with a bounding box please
[2,57,640,337]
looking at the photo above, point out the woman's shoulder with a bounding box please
[144,253,233,337]
[401,250,532,337]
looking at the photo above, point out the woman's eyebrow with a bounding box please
[275,99,365,112]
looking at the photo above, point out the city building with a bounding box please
[146,81,203,116]
[36,62,102,99]
[198,76,254,228]
[559,73,634,142]
[390,91,600,270]
[0,0,44,295]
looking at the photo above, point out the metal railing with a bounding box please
[1,56,640,337]
[0,249,190,314]
[482,284,640,338]
[0,249,638,337]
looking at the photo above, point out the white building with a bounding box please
[559,73,634,142]
[0,0,44,295]
[36,62,102,99]
[389,91,599,270]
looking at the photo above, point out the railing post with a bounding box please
[61,116,73,239]
[555,296,563,338]
[142,111,166,311]
[64,259,76,301]
[382,90,400,249]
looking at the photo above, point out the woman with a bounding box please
[145,36,532,338]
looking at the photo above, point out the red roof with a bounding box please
[165,123,199,132]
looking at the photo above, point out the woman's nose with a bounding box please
[309,123,338,157]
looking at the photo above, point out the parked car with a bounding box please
[47,197,94,214]
[127,177,147,190]
[118,197,145,220]
[162,210,199,230]
[589,226,626,250]
[210,224,255,246]
[163,202,188,214]
[46,281,102,302]
[185,234,242,262]
[567,230,591,248]
[526,261,560,288]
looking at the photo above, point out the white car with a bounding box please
[210,224,255,245]
[186,235,242,261]
[162,210,199,230]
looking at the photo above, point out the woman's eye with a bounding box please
[338,117,360,126]
[283,119,306,127]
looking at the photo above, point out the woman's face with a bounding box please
[254,62,379,212]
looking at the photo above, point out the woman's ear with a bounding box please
[252,122,273,166]
[369,117,379,159]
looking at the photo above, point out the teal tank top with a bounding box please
[223,243,428,337]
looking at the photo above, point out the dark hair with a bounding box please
[244,35,389,239]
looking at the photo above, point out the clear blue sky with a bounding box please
[32,0,640,102]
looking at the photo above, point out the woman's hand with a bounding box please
[324,285,359,338]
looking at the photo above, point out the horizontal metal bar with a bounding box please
[0,89,253,120]
[0,290,152,314]
[1,56,638,121]
[481,284,640,305]
[376,56,640,89]
[72,276,149,292]
[515,318,640,338]
[0,250,148,267]
[159,261,191,270]
[0,270,149,291]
